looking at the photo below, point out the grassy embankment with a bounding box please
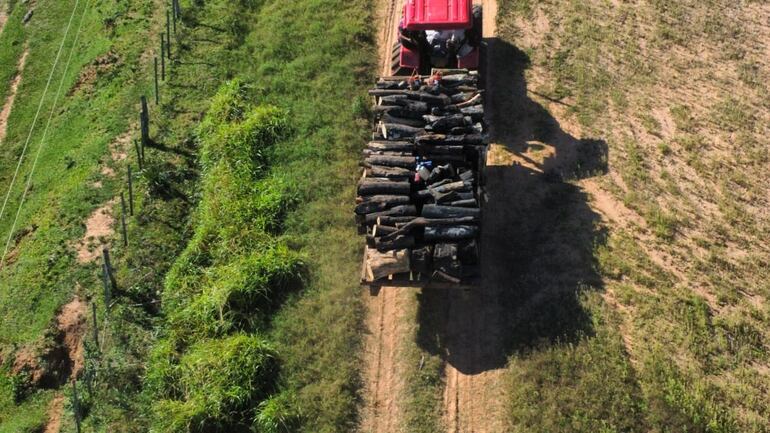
[497,0,769,432]
[0,0,168,430]
[1,0,376,431]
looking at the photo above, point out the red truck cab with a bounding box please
[394,0,481,74]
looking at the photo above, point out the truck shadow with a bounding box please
[415,39,608,375]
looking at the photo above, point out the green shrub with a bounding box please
[168,244,304,339]
[254,391,303,433]
[151,334,278,432]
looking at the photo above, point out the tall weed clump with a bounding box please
[147,80,303,432]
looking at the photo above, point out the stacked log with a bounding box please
[357,70,486,285]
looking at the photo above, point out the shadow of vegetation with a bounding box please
[416,39,608,374]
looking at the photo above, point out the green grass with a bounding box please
[1,0,376,431]
[500,0,770,430]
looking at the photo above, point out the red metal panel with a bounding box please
[403,0,472,30]
[400,44,421,71]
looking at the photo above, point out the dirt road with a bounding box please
[360,1,506,432]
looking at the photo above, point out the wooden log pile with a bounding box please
[358,70,486,285]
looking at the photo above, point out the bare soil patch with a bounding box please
[0,48,29,145]
[75,199,116,263]
[12,297,88,388]
[0,7,8,36]
[43,394,65,433]
[69,50,121,96]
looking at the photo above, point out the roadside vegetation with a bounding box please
[1,0,375,432]
[497,0,769,431]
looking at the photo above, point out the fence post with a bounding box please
[161,35,166,80]
[72,380,81,433]
[134,139,143,170]
[127,165,134,216]
[140,96,150,149]
[102,262,111,309]
[120,193,128,247]
[91,302,99,350]
[154,57,160,105]
[166,11,172,59]
[102,248,117,292]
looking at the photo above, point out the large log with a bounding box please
[364,155,416,169]
[381,113,425,128]
[366,166,413,179]
[375,103,429,119]
[362,149,412,157]
[367,141,414,152]
[381,123,425,140]
[354,195,411,215]
[429,180,473,194]
[370,235,415,252]
[460,105,484,122]
[366,248,410,281]
[362,205,418,225]
[447,199,477,207]
[422,204,480,218]
[379,217,478,241]
[426,164,455,184]
[358,179,411,196]
[371,224,398,237]
[368,90,452,106]
[415,134,484,146]
[424,225,479,241]
[418,145,465,155]
[423,114,470,132]
[376,215,417,226]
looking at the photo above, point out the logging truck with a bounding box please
[391,0,482,75]
[356,0,485,290]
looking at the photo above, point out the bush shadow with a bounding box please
[416,39,608,374]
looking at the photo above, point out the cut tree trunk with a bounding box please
[366,166,413,179]
[362,205,418,225]
[381,123,425,140]
[422,204,480,218]
[379,216,478,241]
[364,155,416,169]
[376,215,417,226]
[381,113,425,128]
[358,179,411,196]
[415,134,484,146]
[354,195,411,215]
[367,140,414,152]
[424,225,478,241]
[366,248,411,281]
[370,235,415,252]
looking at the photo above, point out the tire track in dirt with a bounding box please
[359,2,413,432]
[439,2,506,432]
[360,288,413,433]
[362,1,506,431]
[0,48,28,145]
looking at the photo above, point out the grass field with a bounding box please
[496,0,770,431]
[0,0,376,431]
